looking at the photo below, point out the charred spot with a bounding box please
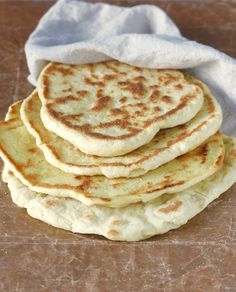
[133,76,146,82]
[108,229,119,237]
[54,95,80,105]
[118,81,146,96]
[161,95,172,104]
[55,66,74,76]
[215,154,224,167]
[91,96,111,111]
[96,89,104,99]
[100,197,112,202]
[175,84,183,90]
[120,96,127,103]
[97,119,131,129]
[42,77,51,99]
[62,87,73,93]
[75,176,91,191]
[159,73,178,85]
[27,147,38,153]
[159,200,183,213]
[149,90,160,102]
[110,108,123,115]
[146,180,185,194]
[153,106,161,112]
[133,67,142,72]
[77,90,88,97]
[205,94,216,114]
[103,74,117,81]
[199,144,209,164]
[84,77,104,87]
[63,114,83,121]
[45,200,57,207]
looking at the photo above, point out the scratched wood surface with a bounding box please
[0,1,235,291]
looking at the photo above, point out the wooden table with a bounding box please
[0,1,235,291]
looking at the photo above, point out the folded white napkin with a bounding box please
[25,0,236,136]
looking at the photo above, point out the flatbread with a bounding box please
[37,61,204,156]
[3,136,236,241]
[21,76,222,178]
[0,111,224,207]
[5,99,22,121]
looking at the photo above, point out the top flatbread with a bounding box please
[21,76,222,178]
[37,61,204,156]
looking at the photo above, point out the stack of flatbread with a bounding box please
[1,61,236,241]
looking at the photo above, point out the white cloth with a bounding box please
[25,0,236,136]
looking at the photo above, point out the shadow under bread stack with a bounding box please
[1,61,236,241]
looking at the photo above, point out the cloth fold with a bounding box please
[25,0,236,136]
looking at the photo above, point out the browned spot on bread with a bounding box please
[101,197,112,202]
[50,65,74,76]
[159,200,183,213]
[108,229,119,237]
[8,170,14,176]
[8,105,17,116]
[54,95,80,104]
[149,90,160,102]
[136,103,147,109]
[110,108,123,115]
[146,180,185,194]
[26,174,38,181]
[77,90,88,97]
[133,76,146,82]
[62,87,72,93]
[75,176,91,191]
[64,114,83,121]
[199,144,209,164]
[96,89,104,99]
[118,80,146,96]
[27,147,38,153]
[205,94,216,114]
[120,96,127,103]
[46,200,57,207]
[175,84,183,90]
[42,77,51,99]
[110,108,129,118]
[112,220,122,226]
[46,144,61,160]
[153,106,161,112]
[215,154,224,167]
[103,74,117,81]
[91,96,111,111]
[97,119,131,129]
[159,73,178,85]
[161,95,172,104]
[104,62,120,73]
[84,77,104,87]
[133,67,142,72]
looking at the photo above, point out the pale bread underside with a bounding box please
[0,111,224,207]
[3,136,236,241]
[38,61,204,156]
[21,76,222,178]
